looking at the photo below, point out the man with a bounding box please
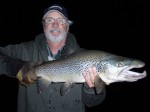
[0,4,106,112]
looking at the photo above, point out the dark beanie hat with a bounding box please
[43,4,73,25]
[43,4,69,20]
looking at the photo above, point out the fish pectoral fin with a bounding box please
[94,75,105,94]
[36,78,51,93]
[60,82,74,96]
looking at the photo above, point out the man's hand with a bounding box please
[16,62,38,86]
[83,67,97,88]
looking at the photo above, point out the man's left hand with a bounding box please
[83,67,97,88]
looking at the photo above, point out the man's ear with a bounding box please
[67,26,69,32]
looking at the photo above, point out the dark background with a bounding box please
[0,0,149,112]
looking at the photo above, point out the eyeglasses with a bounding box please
[43,17,67,25]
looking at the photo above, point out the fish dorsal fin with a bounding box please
[94,75,105,94]
[60,82,74,96]
[36,78,51,93]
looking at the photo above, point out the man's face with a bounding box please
[43,11,69,43]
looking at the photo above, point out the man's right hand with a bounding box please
[0,52,38,86]
[16,62,38,86]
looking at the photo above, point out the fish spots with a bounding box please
[96,62,108,73]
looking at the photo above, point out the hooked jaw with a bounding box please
[118,60,147,82]
[121,67,147,82]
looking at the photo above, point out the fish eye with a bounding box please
[117,62,124,67]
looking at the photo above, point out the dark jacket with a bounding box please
[0,33,106,112]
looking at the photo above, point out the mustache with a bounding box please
[50,28,62,33]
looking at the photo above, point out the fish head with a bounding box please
[98,56,147,85]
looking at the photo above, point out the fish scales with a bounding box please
[35,50,110,82]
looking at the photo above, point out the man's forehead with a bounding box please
[43,11,65,19]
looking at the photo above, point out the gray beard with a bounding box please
[45,30,67,43]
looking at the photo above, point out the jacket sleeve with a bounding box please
[82,82,106,107]
[0,51,26,77]
[0,38,38,77]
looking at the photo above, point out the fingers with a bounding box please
[83,67,97,88]
[83,71,94,88]
[17,62,37,86]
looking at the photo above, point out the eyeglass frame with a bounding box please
[43,17,69,25]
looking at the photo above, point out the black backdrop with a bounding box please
[0,0,149,112]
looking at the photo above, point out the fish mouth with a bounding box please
[124,70,147,81]
[121,64,147,81]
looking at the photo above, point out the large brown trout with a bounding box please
[35,50,147,95]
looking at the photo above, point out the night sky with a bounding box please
[0,0,149,112]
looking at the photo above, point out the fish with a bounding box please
[34,50,147,95]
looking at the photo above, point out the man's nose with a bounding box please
[52,19,59,27]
